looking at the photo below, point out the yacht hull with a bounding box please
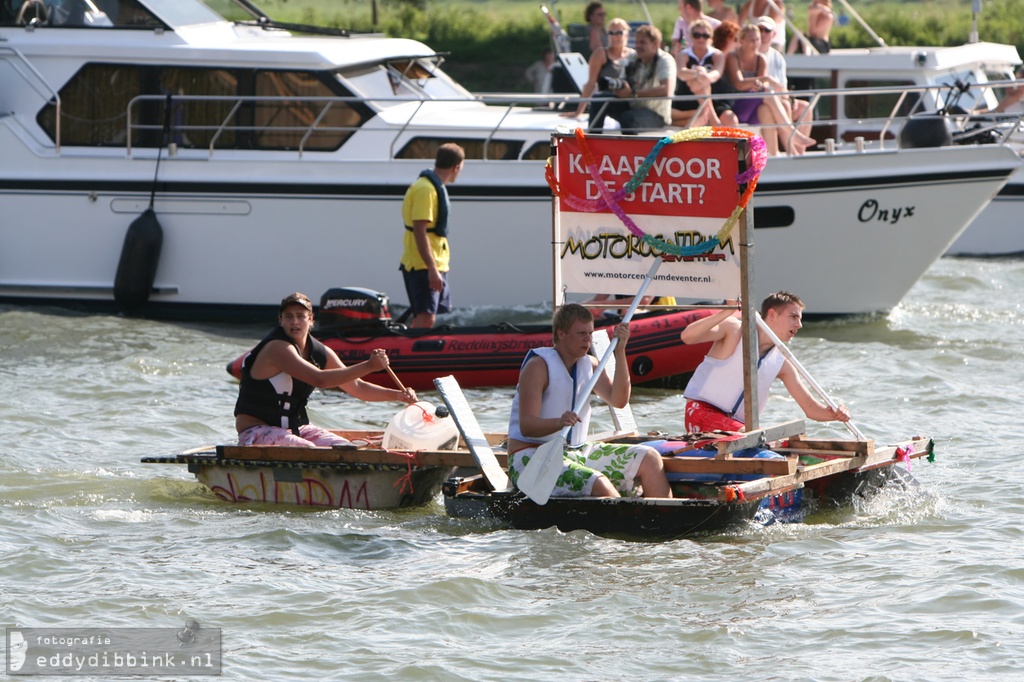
[0,138,1016,317]
[947,168,1024,257]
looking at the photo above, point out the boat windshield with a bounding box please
[932,69,995,112]
[0,0,219,29]
[340,58,472,107]
[975,66,1020,110]
[136,0,224,27]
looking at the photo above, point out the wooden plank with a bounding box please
[715,419,807,455]
[214,444,506,468]
[179,444,218,456]
[435,375,512,491]
[788,434,874,457]
[730,438,927,499]
[663,456,795,476]
[773,447,865,458]
[326,428,506,448]
[328,429,384,442]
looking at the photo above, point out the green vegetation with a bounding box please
[209,0,1024,91]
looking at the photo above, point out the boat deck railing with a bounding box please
[108,79,1022,161]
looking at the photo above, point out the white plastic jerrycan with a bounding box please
[382,401,460,451]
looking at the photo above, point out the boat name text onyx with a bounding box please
[858,200,916,225]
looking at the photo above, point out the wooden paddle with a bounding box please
[434,375,511,491]
[516,257,663,505]
[386,366,407,392]
[385,365,415,403]
[754,313,867,441]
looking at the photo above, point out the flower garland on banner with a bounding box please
[545,127,768,257]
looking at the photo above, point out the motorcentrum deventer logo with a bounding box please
[6,621,221,676]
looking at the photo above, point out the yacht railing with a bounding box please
[387,99,428,160]
[0,46,61,153]
[125,94,368,158]
[120,79,1023,161]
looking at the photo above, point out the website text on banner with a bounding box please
[554,136,744,301]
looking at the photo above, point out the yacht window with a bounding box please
[253,70,366,150]
[0,0,165,28]
[37,62,370,150]
[389,58,470,99]
[521,141,551,161]
[789,76,833,121]
[341,58,471,105]
[396,137,522,161]
[132,0,221,27]
[159,67,240,148]
[933,70,990,113]
[842,79,919,120]
[37,63,144,146]
[977,67,1018,111]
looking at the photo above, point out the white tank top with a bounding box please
[684,341,785,421]
[508,347,594,446]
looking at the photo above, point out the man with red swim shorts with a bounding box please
[680,292,851,433]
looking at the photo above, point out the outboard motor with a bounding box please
[317,287,392,333]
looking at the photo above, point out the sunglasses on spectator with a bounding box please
[758,26,773,33]
[607,30,625,35]
[691,32,711,39]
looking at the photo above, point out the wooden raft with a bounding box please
[726,436,932,501]
[212,444,508,469]
[143,429,509,469]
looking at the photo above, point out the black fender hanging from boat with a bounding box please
[899,114,954,149]
[113,208,163,312]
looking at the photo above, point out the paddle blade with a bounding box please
[515,435,566,505]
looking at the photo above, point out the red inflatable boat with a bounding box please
[225,288,713,391]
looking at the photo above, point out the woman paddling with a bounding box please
[234,292,417,447]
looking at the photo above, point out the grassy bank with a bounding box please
[209,0,1024,91]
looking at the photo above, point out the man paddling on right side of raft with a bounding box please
[680,291,852,433]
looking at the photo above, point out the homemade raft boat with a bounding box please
[224,287,713,391]
[141,405,505,510]
[436,377,935,540]
[142,439,507,509]
[435,130,936,540]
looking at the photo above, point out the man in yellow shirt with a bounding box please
[399,143,465,328]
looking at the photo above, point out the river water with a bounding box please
[2,256,1023,680]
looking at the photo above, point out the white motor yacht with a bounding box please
[0,0,1019,320]
[786,37,1024,256]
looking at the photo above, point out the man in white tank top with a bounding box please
[507,303,671,498]
[680,292,852,433]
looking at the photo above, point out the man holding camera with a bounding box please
[588,24,674,134]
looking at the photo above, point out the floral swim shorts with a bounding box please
[509,442,650,497]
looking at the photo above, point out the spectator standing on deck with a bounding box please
[399,143,465,328]
[525,47,555,93]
